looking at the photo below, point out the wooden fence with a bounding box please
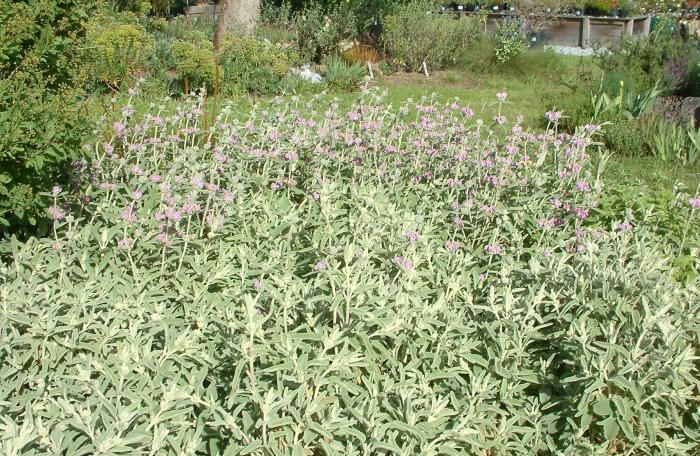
[184,4,219,22]
[440,11,653,48]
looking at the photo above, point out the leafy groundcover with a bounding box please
[1,88,699,455]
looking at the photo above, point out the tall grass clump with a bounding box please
[1,88,699,454]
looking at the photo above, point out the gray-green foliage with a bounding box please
[1,89,699,454]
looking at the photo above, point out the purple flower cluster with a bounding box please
[392,256,413,271]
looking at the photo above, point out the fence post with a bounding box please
[624,18,634,36]
[581,16,591,48]
[642,15,651,36]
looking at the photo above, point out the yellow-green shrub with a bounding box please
[219,35,291,78]
[218,34,295,95]
[86,20,152,89]
[171,40,216,90]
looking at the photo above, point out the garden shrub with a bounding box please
[0,80,90,231]
[171,40,216,91]
[383,0,482,72]
[0,0,97,233]
[218,34,295,95]
[292,2,359,62]
[493,18,527,64]
[1,89,699,454]
[600,116,655,157]
[85,19,153,90]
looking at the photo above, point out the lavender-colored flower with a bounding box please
[51,186,61,196]
[117,237,133,250]
[103,143,114,156]
[122,105,134,117]
[182,203,201,215]
[213,151,227,163]
[545,111,562,122]
[150,175,161,183]
[484,244,501,255]
[253,278,263,290]
[576,180,590,192]
[496,92,508,102]
[314,260,329,271]
[392,256,413,271]
[690,197,700,209]
[133,190,143,200]
[403,230,421,243]
[445,240,461,252]
[121,205,137,225]
[574,207,589,219]
[190,177,205,189]
[462,107,474,118]
[155,232,172,246]
[616,220,633,232]
[166,209,181,221]
[48,206,65,220]
[493,115,507,125]
[481,204,497,215]
[114,122,126,137]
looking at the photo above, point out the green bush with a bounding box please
[322,56,366,92]
[383,0,481,72]
[601,116,655,156]
[493,18,527,64]
[0,81,90,230]
[86,19,153,90]
[292,2,359,62]
[0,0,97,233]
[218,34,294,95]
[171,40,216,91]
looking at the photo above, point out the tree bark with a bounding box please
[213,0,260,50]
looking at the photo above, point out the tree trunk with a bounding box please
[213,0,260,50]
